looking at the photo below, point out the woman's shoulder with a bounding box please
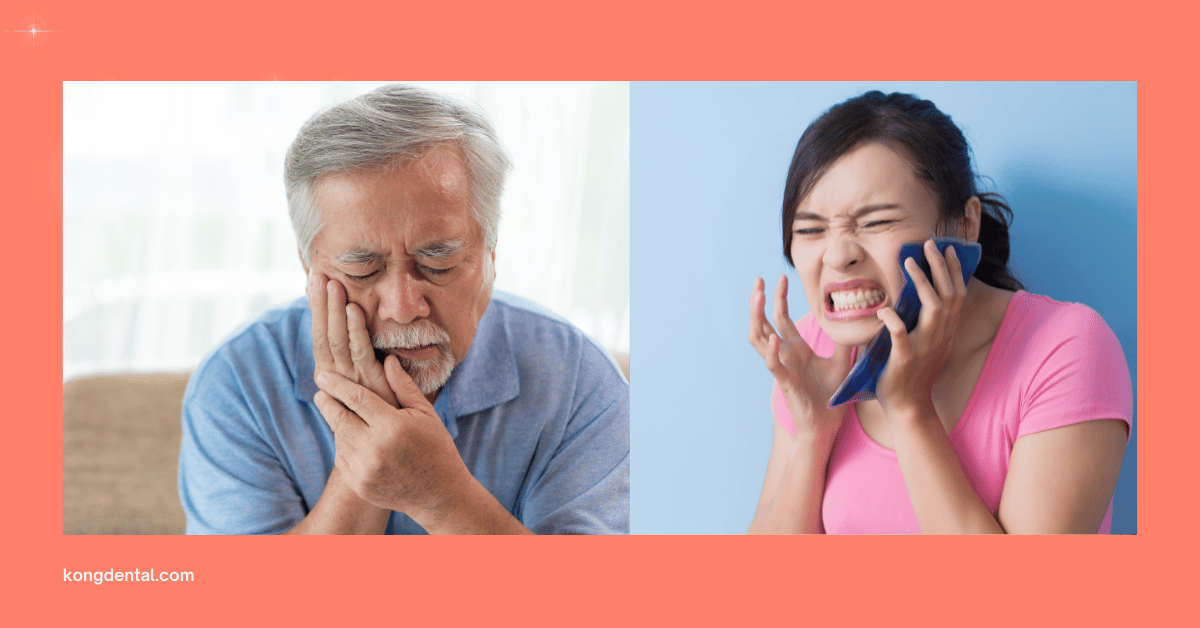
[1004,291,1117,346]
[994,291,1129,389]
[996,293,1133,434]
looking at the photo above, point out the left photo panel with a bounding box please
[63,81,630,535]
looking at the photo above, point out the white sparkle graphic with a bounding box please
[9,14,54,56]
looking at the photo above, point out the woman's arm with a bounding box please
[887,402,1005,533]
[888,406,1126,534]
[749,420,836,534]
[998,419,1127,533]
[746,276,852,534]
[877,242,1128,533]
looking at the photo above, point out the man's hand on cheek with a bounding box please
[308,272,399,408]
[312,355,471,522]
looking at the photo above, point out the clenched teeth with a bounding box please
[829,289,885,311]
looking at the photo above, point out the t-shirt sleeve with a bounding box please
[517,346,630,535]
[177,352,308,534]
[1017,304,1133,439]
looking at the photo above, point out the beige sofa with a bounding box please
[62,354,629,535]
[63,373,191,534]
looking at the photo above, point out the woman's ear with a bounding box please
[963,196,982,242]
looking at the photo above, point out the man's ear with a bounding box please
[963,196,982,242]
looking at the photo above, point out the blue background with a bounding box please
[630,82,1137,534]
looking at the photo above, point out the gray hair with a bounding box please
[284,84,511,265]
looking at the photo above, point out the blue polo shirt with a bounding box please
[178,292,629,534]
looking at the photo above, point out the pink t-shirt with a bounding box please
[770,291,1133,534]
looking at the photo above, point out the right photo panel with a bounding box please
[631,82,1136,534]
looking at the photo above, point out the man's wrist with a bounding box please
[408,469,532,535]
[284,467,390,535]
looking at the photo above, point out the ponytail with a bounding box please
[973,192,1023,291]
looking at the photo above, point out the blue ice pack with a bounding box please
[826,237,982,408]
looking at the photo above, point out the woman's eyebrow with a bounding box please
[793,203,901,222]
[852,203,901,217]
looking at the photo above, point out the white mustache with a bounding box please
[372,323,451,351]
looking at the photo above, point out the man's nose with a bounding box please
[375,269,431,324]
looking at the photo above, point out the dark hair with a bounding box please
[781,91,1023,291]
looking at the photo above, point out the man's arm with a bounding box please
[501,340,630,535]
[274,273,399,535]
[281,467,391,535]
[314,358,534,534]
[178,351,312,535]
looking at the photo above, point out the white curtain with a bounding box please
[63,82,629,380]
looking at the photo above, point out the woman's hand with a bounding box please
[874,239,967,418]
[748,275,853,440]
[308,271,400,408]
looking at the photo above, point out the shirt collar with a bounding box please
[293,297,520,438]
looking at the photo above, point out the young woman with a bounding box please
[748,92,1131,534]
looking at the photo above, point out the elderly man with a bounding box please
[178,84,629,534]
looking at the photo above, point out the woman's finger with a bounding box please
[830,340,855,375]
[945,245,967,307]
[905,256,943,330]
[326,279,354,375]
[877,306,911,364]
[749,277,764,345]
[749,277,778,352]
[772,275,800,341]
[764,334,794,384]
[925,239,955,300]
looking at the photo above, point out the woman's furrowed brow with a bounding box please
[794,203,902,222]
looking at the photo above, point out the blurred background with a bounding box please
[631,82,1137,534]
[63,81,630,380]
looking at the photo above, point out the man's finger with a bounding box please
[313,389,368,434]
[384,354,431,411]
[326,279,353,374]
[317,371,391,427]
[346,302,375,365]
[346,302,400,408]
[309,272,334,375]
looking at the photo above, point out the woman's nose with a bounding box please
[821,230,863,270]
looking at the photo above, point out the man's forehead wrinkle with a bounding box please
[412,144,471,199]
